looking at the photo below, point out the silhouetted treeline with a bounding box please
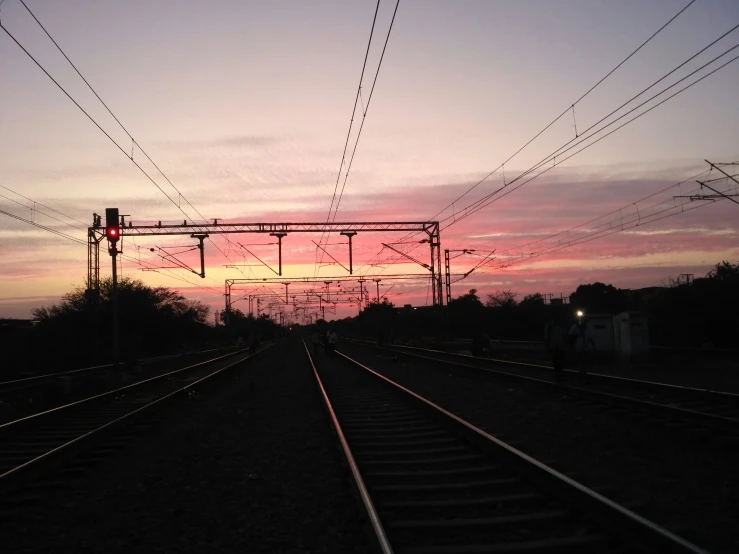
[645,261,738,347]
[1,277,277,378]
[219,307,282,344]
[337,260,738,349]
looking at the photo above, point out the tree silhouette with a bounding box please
[569,282,627,315]
[30,277,211,369]
[485,290,518,308]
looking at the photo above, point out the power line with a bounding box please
[0,22,182,210]
[0,193,87,234]
[0,208,87,245]
[425,0,697,223]
[0,205,223,295]
[15,0,206,225]
[449,27,739,226]
[496,169,711,255]
[0,184,89,228]
[315,0,401,275]
[355,1,703,274]
[456,171,736,277]
[315,0,381,275]
[364,36,739,275]
[328,0,401,225]
[1,11,254,286]
[445,46,739,228]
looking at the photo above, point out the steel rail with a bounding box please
[0,344,274,493]
[0,344,240,390]
[303,340,393,554]
[348,341,739,433]
[364,341,739,402]
[0,345,254,430]
[334,349,709,554]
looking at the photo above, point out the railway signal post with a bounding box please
[105,207,120,369]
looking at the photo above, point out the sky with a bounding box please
[1,0,738,321]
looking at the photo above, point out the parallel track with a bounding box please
[0,344,272,494]
[0,344,241,395]
[306,342,708,554]
[349,340,739,434]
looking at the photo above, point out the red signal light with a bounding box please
[106,226,120,243]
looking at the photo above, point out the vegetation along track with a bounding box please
[0,344,273,494]
[305,341,707,554]
[350,340,739,437]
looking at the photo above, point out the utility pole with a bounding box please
[373,278,381,303]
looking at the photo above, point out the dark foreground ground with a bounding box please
[0,339,370,553]
[340,342,739,554]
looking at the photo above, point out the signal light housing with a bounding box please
[105,207,120,243]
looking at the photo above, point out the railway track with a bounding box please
[0,344,272,495]
[0,345,244,423]
[307,342,708,554]
[0,344,241,396]
[348,340,739,435]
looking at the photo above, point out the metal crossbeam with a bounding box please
[91,221,439,237]
[227,274,433,286]
[88,213,443,310]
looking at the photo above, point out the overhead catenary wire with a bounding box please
[0,193,87,234]
[444,37,739,229]
[316,0,400,274]
[0,186,221,295]
[14,0,208,227]
[315,0,381,275]
[445,47,739,229]
[355,0,705,274]
[1,13,255,287]
[0,208,87,245]
[425,0,698,223]
[494,169,712,255]
[454,171,736,278]
[1,205,223,295]
[0,184,89,229]
[327,0,401,225]
[362,35,739,275]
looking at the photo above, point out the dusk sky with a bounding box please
[1,0,738,320]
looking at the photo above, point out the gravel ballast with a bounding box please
[1,339,371,553]
[341,342,739,554]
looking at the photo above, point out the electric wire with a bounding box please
[0,184,89,228]
[1,14,254,287]
[356,1,708,273]
[327,0,400,227]
[0,208,87,245]
[453,172,736,278]
[445,40,739,228]
[315,0,381,275]
[364,38,739,273]
[425,0,697,223]
[0,193,86,234]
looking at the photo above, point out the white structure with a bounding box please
[613,311,650,360]
[583,314,615,353]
